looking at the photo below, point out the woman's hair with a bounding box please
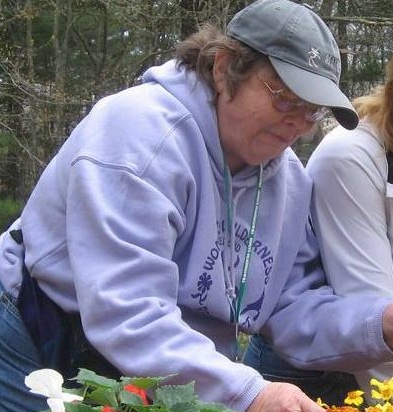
[174,23,270,99]
[353,56,393,152]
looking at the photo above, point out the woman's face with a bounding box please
[213,51,316,173]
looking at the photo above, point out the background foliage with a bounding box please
[0,0,393,227]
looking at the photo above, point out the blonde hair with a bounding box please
[353,56,393,152]
[174,23,270,99]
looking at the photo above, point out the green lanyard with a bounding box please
[235,165,263,323]
[224,164,263,325]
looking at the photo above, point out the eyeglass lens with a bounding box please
[262,80,328,123]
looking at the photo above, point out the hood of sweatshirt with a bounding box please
[142,60,285,190]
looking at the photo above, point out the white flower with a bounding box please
[25,369,83,412]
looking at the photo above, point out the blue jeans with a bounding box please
[243,334,359,405]
[0,270,122,412]
[0,281,47,412]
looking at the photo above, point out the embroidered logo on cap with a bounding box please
[308,48,321,68]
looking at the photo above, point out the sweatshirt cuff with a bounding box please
[367,298,393,360]
[228,374,269,412]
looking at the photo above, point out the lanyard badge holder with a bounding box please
[224,165,263,361]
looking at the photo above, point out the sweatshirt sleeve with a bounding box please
[65,158,267,412]
[306,128,393,297]
[261,220,393,372]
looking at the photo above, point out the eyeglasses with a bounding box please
[261,80,328,123]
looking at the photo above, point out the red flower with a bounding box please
[102,407,116,412]
[124,384,149,405]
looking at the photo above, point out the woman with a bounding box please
[306,56,393,400]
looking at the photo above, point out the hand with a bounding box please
[247,382,325,412]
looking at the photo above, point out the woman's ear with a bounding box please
[213,49,229,94]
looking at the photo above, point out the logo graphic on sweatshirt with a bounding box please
[191,218,273,324]
[191,272,213,305]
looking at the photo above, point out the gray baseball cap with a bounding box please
[227,0,358,130]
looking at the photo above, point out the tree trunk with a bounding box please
[337,0,349,95]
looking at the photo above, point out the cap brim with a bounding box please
[269,56,359,130]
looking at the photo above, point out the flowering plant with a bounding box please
[25,368,232,412]
[318,377,393,412]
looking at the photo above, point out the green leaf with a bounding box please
[131,407,156,412]
[198,403,234,412]
[72,369,120,390]
[121,376,172,390]
[168,403,199,412]
[84,387,119,407]
[154,382,198,409]
[64,403,100,412]
[119,390,148,405]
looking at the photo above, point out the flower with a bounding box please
[26,368,232,412]
[319,377,393,412]
[124,383,149,405]
[371,378,393,402]
[25,369,83,412]
[344,390,365,407]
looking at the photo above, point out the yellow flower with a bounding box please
[317,397,330,408]
[344,390,365,407]
[365,405,386,412]
[371,378,393,402]
[381,402,393,412]
[365,402,393,412]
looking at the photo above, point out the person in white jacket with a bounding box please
[3,1,393,412]
[306,55,393,403]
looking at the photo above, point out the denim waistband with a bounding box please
[0,281,18,320]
